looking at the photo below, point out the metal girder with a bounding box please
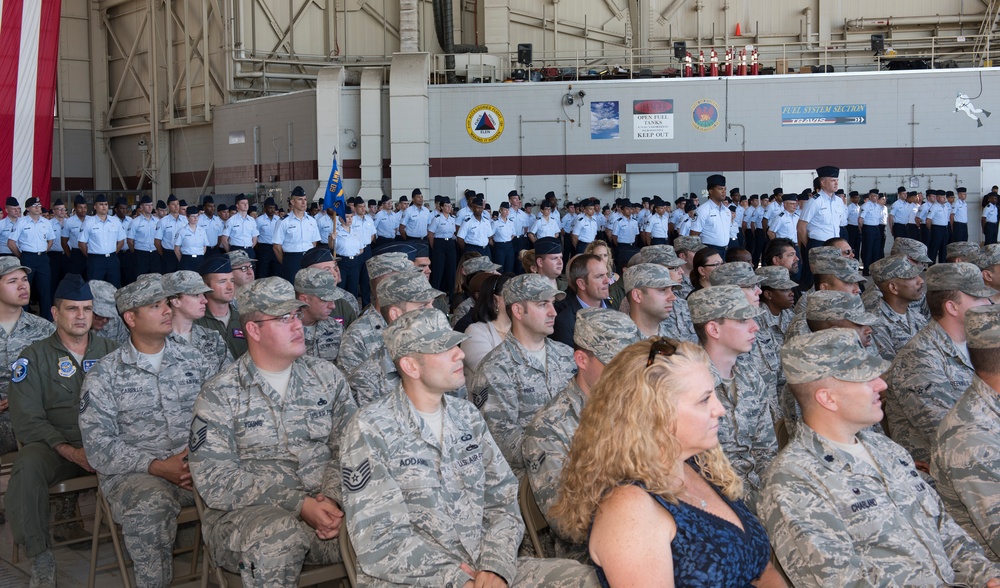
[104,8,151,121]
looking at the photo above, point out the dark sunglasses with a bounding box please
[646,337,679,367]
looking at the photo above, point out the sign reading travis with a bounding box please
[466,104,505,143]
[633,100,674,140]
[781,104,867,126]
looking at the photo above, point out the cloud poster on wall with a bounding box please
[591,101,620,139]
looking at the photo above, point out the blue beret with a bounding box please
[25,197,40,208]
[54,274,92,301]
[198,255,232,275]
[74,194,86,205]
[140,195,152,204]
[291,186,306,197]
[302,246,336,267]
[5,197,19,206]
[94,193,108,203]
[534,236,562,255]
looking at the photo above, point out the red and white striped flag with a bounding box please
[0,0,61,207]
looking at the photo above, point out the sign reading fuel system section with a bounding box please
[781,104,867,126]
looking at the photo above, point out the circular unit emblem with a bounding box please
[692,99,721,132]
[466,104,505,143]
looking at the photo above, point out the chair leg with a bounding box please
[101,493,133,588]
[88,493,104,588]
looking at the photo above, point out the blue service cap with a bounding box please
[373,241,418,261]
[115,197,128,207]
[140,195,152,204]
[185,206,198,216]
[302,246,336,267]
[156,200,166,209]
[202,195,214,204]
[74,194,86,205]
[534,236,562,255]
[707,174,726,188]
[93,194,108,203]
[235,193,248,202]
[167,194,178,203]
[264,197,276,207]
[52,199,63,207]
[53,273,92,301]
[816,165,840,178]
[198,255,232,275]
[291,186,306,197]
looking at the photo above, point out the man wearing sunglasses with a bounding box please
[189,277,357,587]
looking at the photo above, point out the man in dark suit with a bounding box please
[551,253,610,346]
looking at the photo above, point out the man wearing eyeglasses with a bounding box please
[188,277,357,587]
[79,274,215,588]
[227,249,257,289]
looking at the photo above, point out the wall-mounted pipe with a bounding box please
[803,7,814,49]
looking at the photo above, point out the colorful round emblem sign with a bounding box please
[692,99,721,132]
[466,104,505,143]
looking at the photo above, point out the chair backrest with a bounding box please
[339,521,358,588]
[518,476,550,557]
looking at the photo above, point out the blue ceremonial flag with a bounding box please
[324,150,346,221]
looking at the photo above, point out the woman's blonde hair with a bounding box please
[518,248,538,274]
[550,338,742,543]
[584,239,616,277]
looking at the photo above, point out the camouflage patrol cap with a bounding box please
[115,273,174,314]
[623,263,681,292]
[782,328,890,385]
[0,256,29,277]
[806,291,880,326]
[947,241,981,261]
[964,304,1000,348]
[870,255,922,283]
[573,308,642,364]
[377,270,444,308]
[462,256,501,274]
[162,270,212,296]
[502,273,566,305]
[384,308,469,362]
[807,246,842,265]
[973,243,1000,270]
[673,235,706,253]
[811,256,865,283]
[755,266,798,290]
[89,280,118,318]
[235,276,307,319]
[366,252,413,280]
[891,237,933,264]
[227,249,256,268]
[924,262,994,298]
[688,285,760,323]
[708,262,767,288]
[640,245,686,268]
[294,267,338,302]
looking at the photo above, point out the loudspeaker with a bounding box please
[517,43,532,65]
[871,34,885,52]
[673,41,687,60]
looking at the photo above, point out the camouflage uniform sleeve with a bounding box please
[748,370,779,480]
[474,410,522,581]
[340,415,471,587]
[890,350,953,458]
[336,324,370,376]
[522,415,566,528]
[188,378,308,514]
[319,364,358,505]
[348,354,391,407]
[9,346,67,448]
[762,462,892,587]
[936,426,1000,558]
[79,359,160,475]
[471,362,522,473]
[209,330,235,370]
[931,483,1000,585]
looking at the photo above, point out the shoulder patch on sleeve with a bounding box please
[342,458,372,493]
[189,415,208,453]
[11,358,28,383]
[472,387,489,409]
[79,390,91,414]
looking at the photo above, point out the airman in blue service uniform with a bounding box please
[273,186,320,283]
[9,196,55,319]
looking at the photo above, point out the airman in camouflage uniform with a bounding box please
[294,268,345,363]
[754,266,797,346]
[0,257,54,457]
[672,235,705,300]
[522,308,640,562]
[688,285,778,513]
[764,328,1000,587]
[350,270,444,406]
[300,245,361,324]
[786,254,865,338]
[6,275,117,587]
[341,308,599,588]
[468,274,575,480]
[451,256,502,327]
[709,262,782,412]
[226,248,257,291]
[780,290,882,429]
[79,274,215,588]
[336,252,413,378]
[886,262,992,463]
[636,245,698,343]
[162,270,233,372]
[621,263,681,339]
[89,279,130,344]
[867,255,927,361]
[193,256,248,358]
[862,237,931,316]
[931,304,1000,561]
[792,246,852,315]
[973,243,1000,304]
[188,277,358,587]
[947,241,981,263]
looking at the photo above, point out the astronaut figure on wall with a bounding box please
[955,91,992,127]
